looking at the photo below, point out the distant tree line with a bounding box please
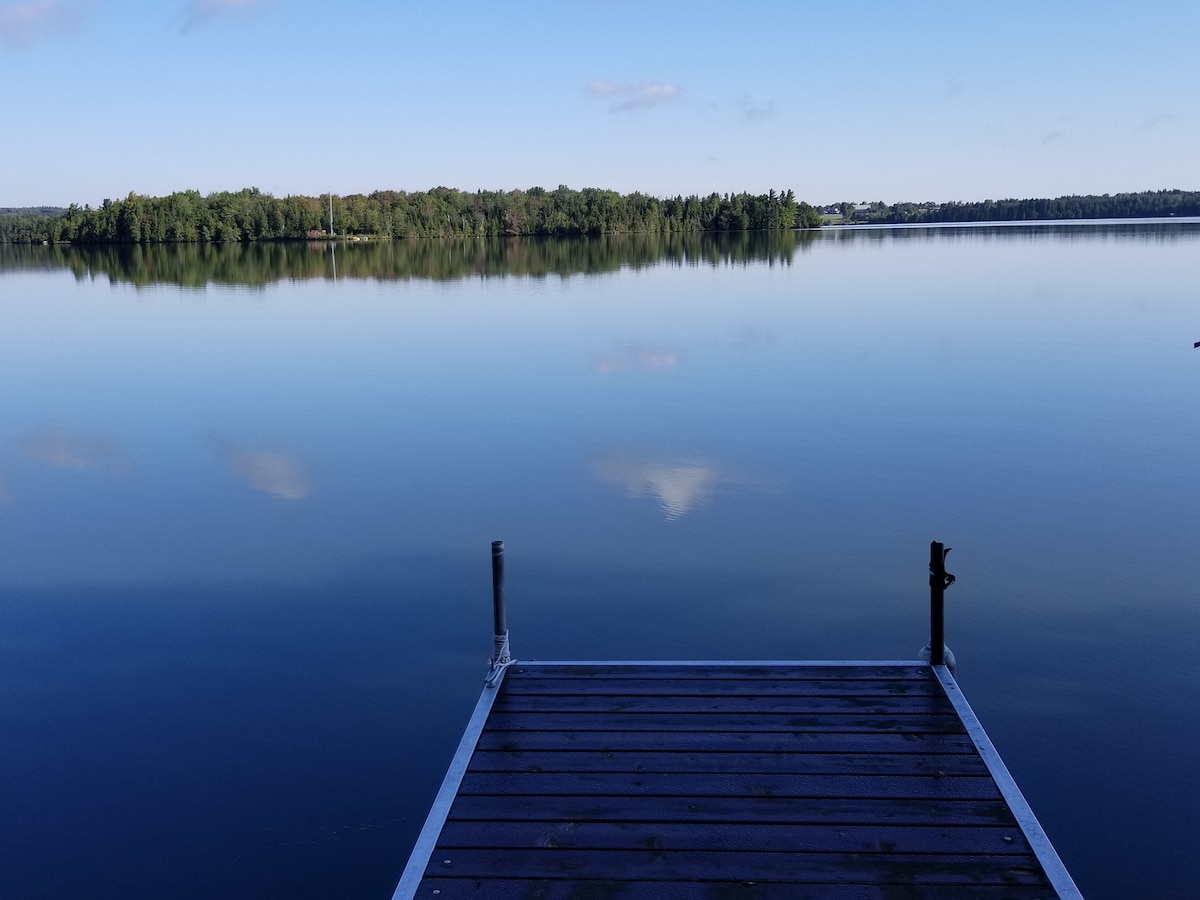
[6,186,1194,244]
[840,189,1200,225]
[0,186,821,244]
[0,206,65,217]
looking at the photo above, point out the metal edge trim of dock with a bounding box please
[933,664,1083,899]
[508,659,925,667]
[390,665,510,900]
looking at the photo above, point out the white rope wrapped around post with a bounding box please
[486,632,511,686]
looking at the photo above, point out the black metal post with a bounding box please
[491,540,507,638]
[488,540,511,675]
[929,541,946,666]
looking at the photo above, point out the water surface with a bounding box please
[2,224,1199,898]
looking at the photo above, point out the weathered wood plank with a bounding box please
[435,820,1033,855]
[485,711,966,733]
[446,794,1022,827]
[510,664,931,680]
[475,729,979,755]
[493,694,954,715]
[500,678,941,697]
[398,662,1069,899]
[422,848,1049,885]
[467,749,988,776]
[457,771,1002,801]
[412,879,1055,900]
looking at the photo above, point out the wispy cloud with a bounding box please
[181,0,268,31]
[734,93,778,123]
[1139,112,1177,132]
[20,425,126,474]
[587,79,684,113]
[213,436,310,500]
[1040,131,1067,145]
[0,0,83,49]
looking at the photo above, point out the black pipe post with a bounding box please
[491,540,507,639]
[929,541,946,666]
[489,540,511,671]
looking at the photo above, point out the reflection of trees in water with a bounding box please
[0,232,821,288]
[823,220,1200,245]
[3,222,1196,288]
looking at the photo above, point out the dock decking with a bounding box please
[392,542,1080,898]
[393,660,1080,899]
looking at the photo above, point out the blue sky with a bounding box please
[2,0,1195,207]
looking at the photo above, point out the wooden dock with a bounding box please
[391,544,1081,899]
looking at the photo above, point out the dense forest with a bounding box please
[838,189,1200,225]
[3,187,1196,244]
[0,186,819,244]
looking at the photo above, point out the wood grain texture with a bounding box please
[466,750,987,776]
[411,879,1057,900]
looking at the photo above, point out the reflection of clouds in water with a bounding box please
[213,437,310,500]
[594,455,742,520]
[735,325,776,350]
[20,425,126,474]
[593,343,681,375]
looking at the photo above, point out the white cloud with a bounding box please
[734,94,778,123]
[1139,112,1177,132]
[587,79,684,113]
[0,0,83,50]
[182,0,269,31]
[587,79,623,96]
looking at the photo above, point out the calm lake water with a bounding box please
[1,223,1198,898]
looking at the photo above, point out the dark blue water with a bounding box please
[1,224,1199,898]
